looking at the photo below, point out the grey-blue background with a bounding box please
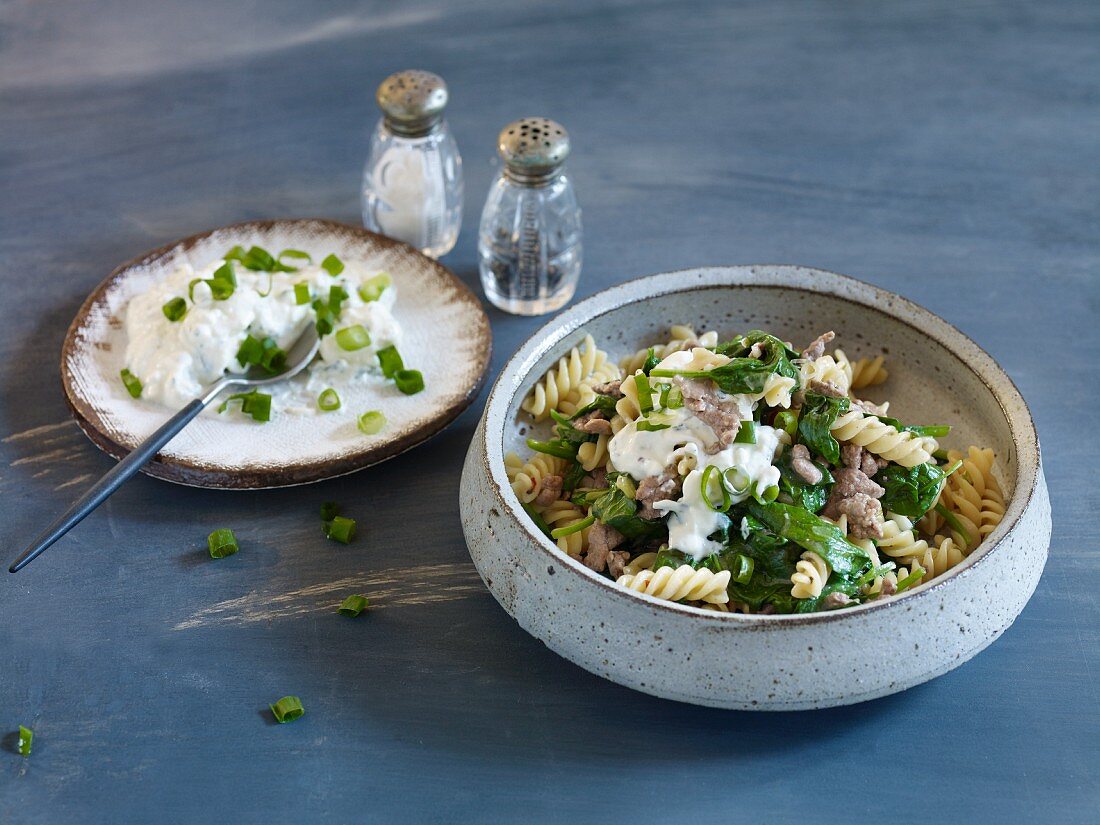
[2,1,1096,822]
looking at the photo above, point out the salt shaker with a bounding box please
[478,117,582,315]
[361,70,463,258]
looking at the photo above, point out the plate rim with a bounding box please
[60,217,492,489]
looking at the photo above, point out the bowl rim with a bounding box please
[479,264,1042,625]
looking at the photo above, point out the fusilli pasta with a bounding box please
[831,410,936,467]
[521,334,620,422]
[616,565,731,604]
[619,325,719,373]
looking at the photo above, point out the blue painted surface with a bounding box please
[1,1,1097,822]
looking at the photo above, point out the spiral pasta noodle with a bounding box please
[875,513,930,561]
[521,334,620,422]
[790,551,829,599]
[831,410,935,467]
[616,565,731,604]
[834,349,888,390]
[577,433,611,472]
[539,500,591,559]
[799,354,851,396]
[506,453,567,504]
[908,535,965,581]
[622,552,658,577]
[619,325,719,373]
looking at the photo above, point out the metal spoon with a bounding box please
[9,326,321,573]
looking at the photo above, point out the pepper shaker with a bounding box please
[478,117,582,315]
[361,70,463,258]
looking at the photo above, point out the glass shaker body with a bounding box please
[478,172,582,316]
[361,119,463,259]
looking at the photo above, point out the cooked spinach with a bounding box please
[590,486,665,541]
[876,462,947,519]
[744,501,871,579]
[775,444,834,513]
[650,331,800,396]
[870,413,950,439]
[797,392,849,466]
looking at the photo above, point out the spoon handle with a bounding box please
[9,398,207,573]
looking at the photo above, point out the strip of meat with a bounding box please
[585,522,626,573]
[808,378,845,399]
[533,474,563,507]
[822,467,885,539]
[592,380,623,398]
[790,444,823,485]
[801,331,835,361]
[607,550,630,579]
[635,464,682,519]
[673,376,744,447]
[573,410,613,435]
[841,443,886,477]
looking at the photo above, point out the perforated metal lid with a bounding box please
[497,117,570,183]
[376,70,448,136]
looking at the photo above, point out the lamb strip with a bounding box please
[592,380,623,398]
[584,522,626,573]
[673,376,744,448]
[808,378,845,399]
[852,397,889,417]
[789,444,823,485]
[533,474,563,507]
[841,443,887,477]
[635,463,683,520]
[606,550,630,579]
[573,410,613,435]
[822,592,852,610]
[801,331,836,361]
[582,466,607,489]
[822,466,886,539]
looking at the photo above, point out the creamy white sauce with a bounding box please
[607,346,782,562]
[123,256,400,411]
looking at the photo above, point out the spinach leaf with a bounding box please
[651,331,800,396]
[569,394,618,419]
[590,487,666,541]
[652,546,725,573]
[775,445,834,513]
[876,462,946,519]
[641,348,660,375]
[561,459,588,493]
[744,501,871,579]
[869,414,950,440]
[797,393,849,466]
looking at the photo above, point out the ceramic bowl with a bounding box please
[459,265,1051,710]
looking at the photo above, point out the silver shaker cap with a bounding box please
[497,117,570,183]
[376,70,448,136]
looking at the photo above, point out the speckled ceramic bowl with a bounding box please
[459,266,1051,710]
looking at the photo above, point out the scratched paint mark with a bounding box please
[174,562,486,630]
[4,420,97,491]
[3,421,76,443]
[55,473,93,490]
[12,447,83,467]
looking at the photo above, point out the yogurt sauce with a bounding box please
[123,256,400,411]
[607,349,783,562]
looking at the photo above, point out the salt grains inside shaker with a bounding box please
[361,70,463,259]
[478,117,582,315]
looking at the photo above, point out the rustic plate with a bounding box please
[63,218,491,488]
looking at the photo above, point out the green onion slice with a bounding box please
[337,594,370,617]
[357,410,385,435]
[376,345,404,378]
[293,283,311,305]
[733,420,757,444]
[278,249,313,269]
[207,528,239,559]
[615,474,637,499]
[773,410,798,438]
[358,272,392,302]
[18,725,32,757]
[394,369,424,395]
[895,564,926,594]
[723,466,750,495]
[120,368,143,399]
[328,285,349,315]
[311,299,335,336]
[636,420,671,432]
[700,465,731,512]
[550,514,595,539]
[317,388,341,411]
[754,484,780,504]
[634,374,654,414]
[731,553,755,585]
[320,501,340,521]
[324,515,356,544]
[321,253,345,276]
[335,324,371,351]
[162,297,187,322]
[269,696,304,723]
[218,390,272,422]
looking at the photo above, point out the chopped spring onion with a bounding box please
[894,564,926,594]
[730,553,755,585]
[324,515,356,543]
[18,725,32,757]
[218,390,272,422]
[734,420,757,444]
[664,385,683,410]
[636,419,671,432]
[236,245,276,271]
[614,474,637,499]
[317,388,341,411]
[320,501,340,521]
[935,503,974,549]
[550,514,594,539]
[255,272,275,297]
[357,410,385,435]
[293,283,311,305]
[236,336,286,374]
[754,484,780,504]
[773,410,798,438]
[269,696,304,724]
[321,253,344,276]
[723,466,750,494]
[335,324,371,351]
[641,347,660,374]
[208,261,237,300]
[162,297,187,322]
[394,369,425,395]
[700,465,731,512]
[278,249,312,269]
[207,528,239,559]
[358,272,392,302]
[119,368,143,398]
[932,448,950,462]
[311,299,335,335]
[236,335,264,367]
[634,373,654,414]
[376,345,404,378]
[337,594,370,617]
[327,285,349,315]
